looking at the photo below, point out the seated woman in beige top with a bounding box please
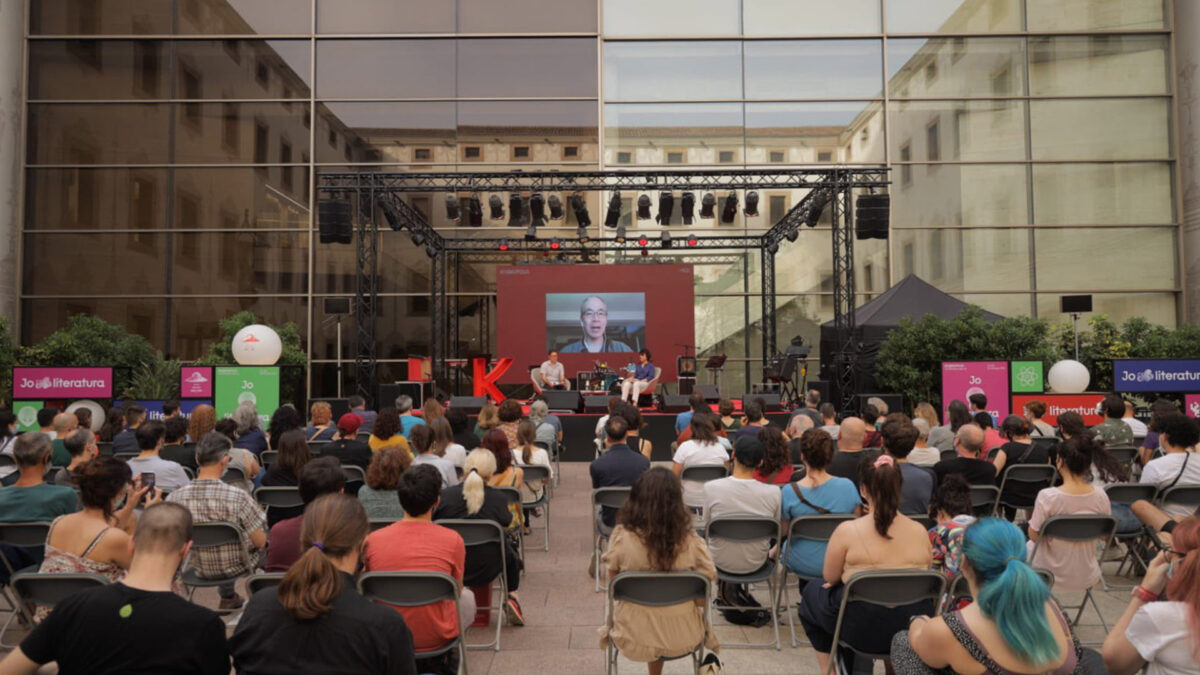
[798,454,933,675]
[601,467,718,675]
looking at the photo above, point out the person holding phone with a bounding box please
[125,420,190,495]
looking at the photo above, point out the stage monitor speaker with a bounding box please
[1060,294,1093,313]
[541,390,583,413]
[695,384,720,403]
[448,396,487,415]
[677,376,696,396]
[857,393,903,416]
[743,393,783,412]
[379,381,433,410]
[323,297,351,315]
[584,396,611,412]
[659,395,691,414]
[309,397,351,422]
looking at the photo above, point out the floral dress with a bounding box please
[33,517,125,622]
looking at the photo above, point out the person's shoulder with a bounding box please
[612,341,634,352]
[559,342,583,353]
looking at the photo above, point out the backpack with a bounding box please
[716,580,771,627]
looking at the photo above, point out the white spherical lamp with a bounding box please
[231,324,283,366]
[1047,359,1090,393]
[67,400,105,431]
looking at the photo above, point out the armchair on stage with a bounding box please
[636,367,663,407]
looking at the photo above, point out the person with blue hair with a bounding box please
[891,518,1094,675]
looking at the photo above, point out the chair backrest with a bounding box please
[261,451,279,467]
[11,572,112,608]
[435,518,504,548]
[493,485,521,508]
[947,567,1055,605]
[706,516,779,544]
[592,486,632,511]
[369,518,396,532]
[681,465,729,483]
[1106,446,1139,466]
[254,486,305,509]
[359,570,458,607]
[245,572,286,595]
[0,521,52,577]
[1104,482,1158,506]
[842,569,947,609]
[114,452,138,462]
[221,466,247,484]
[940,449,957,462]
[610,570,709,607]
[96,441,113,456]
[1158,484,1200,508]
[191,522,245,548]
[788,514,854,542]
[1000,464,1057,489]
[182,466,195,480]
[969,485,1000,513]
[1038,514,1117,543]
[1031,436,1060,456]
[43,467,62,484]
[342,465,366,484]
[520,464,551,484]
[0,454,14,468]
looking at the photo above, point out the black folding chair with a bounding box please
[260,450,279,468]
[180,522,253,612]
[0,522,51,648]
[778,514,854,647]
[253,486,305,525]
[969,485,1000,517]
[997,464,1058,516]
[681,465,729,524]
[493,486,525,565]
[827,570,947,675]
[939,449,957,462]
[221,466,247,486]
[245,572,286,596]
[341,464,365,494]
[359,571,468,675]
[435,519,508,652]
[592,487,632,593]
[1030,514,1117,636]
[1105,446,1139,467]
[705,516,781,650]
[1103,483,1159,588]
[1031,436,1060,462]
[605,571,712,675]
[369,518,397,532]
[518,464,552,552]
[1157,484,1200,514]
[10,571,111,621]
[944,567,1054,612]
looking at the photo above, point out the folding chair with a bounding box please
[0,522,51,648]
[434,519,508,652]
[369,518,397,532]
[681,465,729,524]
[1031,436,1061,461]
[518,464,552,552]
[180,522,253,612]
[221,466,247,486]
[997,464,1058,516]
[1105,446,1139,468]
[592,487,632,593]
[359,571,468,675]
[1102,483,1159,589]
[254,486,305,524]
[493,486,525,565]
[944,567,1054,612]
[827,570,947,675]
[605,571,712,675]
[969,485,1000,517]
[114,452,139,462]
[939,449,957,462]
[260,450,279,468]
[10,571,111,619]
[341,464,366,493]
[95,441,113,456]
[1157,484,1200,514]
[705,516,781,650]
[1030,514,1117,635]
[182,466,195,480]
[778,514,854,647]
[245,572,286,596]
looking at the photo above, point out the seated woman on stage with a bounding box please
[621,350,656,405]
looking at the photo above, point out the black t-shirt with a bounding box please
[229,572,417,675]
[160,444,197,471]
[827,449,880,487]
[261,464,299,488]
[434,483,514,587]
[934,456,997,487]
[453,429,480,451]
[994,441,1051,507]
[20,582,229,675]
[589,444,651,527]
[319,439,373,470]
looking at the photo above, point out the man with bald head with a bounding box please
[826,416,880,486]
[49,412,78,466]
[933,422,996,487]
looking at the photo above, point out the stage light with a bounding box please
[488,195,505,220]
[445,195,460,221]
[615,224,627,243]
[605,193,622,228]
[410,231,425,246]
[425,243,438,258]
[680,191,695,224]
[530,193,546,227]
[785,228,799,243]
[380,202,403,232]
[805,189,831,228]
[657,192,674,225]
[498,238,509,251]
[744,191,759,217]
[466,196,483,227]
[549,238,562,250]
[687,234,699,247]
[637,235,649,247]
[547,194,564,220]
[660,231,672,249]
[700,192,716,218]
[636,194,652,220]
[508,194,526,227]
[720,191,739,224]
[576,224,590,243]
[570,194,591,227]
[524,223,537,241]
[766,241,779,255]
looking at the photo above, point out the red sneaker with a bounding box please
[504,595,525,626]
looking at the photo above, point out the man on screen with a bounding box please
[560,296,634,354]
[539,350,568,390]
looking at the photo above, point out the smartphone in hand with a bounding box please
[140,472,156,503]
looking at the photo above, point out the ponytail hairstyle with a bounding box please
[999,414,1033,441]
[962,518,1057,665]
[1057,434,1098,478]
[278,494,368,620]
[517,419,537,464]
[461,448,497,515]
[1164,517,1200,657]
[859,454,902,538]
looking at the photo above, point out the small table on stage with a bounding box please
[578,368,620,394]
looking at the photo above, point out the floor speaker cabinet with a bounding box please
[677,376,697,396]
[659,395,691,414]
[583,395,611,412]
[541,390,583,413]
[448,396,487,414]
[858,393,903,415]
[695,384,720,402]
[743,393,783,412]
[378,381,434,409]
[309,397,351,421]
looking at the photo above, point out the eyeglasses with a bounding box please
[582,310,608,319]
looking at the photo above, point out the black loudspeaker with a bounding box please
[448,396,487,414]
[1060,295,1093,313]
[695,384,720,402]
[855,193,890,240]
[323,297,351,315]
[677,376,696,396]
[659,395,691,414]
[584,396,611,412]
[743,394,783,412]
[541,390,583,413]
[857,393,904,415]
[318,199,352,244]
[309,397,351,421]
[806,380,831,405]
[379,382,433,410]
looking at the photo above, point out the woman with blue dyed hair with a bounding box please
[891,518,1092,675]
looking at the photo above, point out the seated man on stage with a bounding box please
[620,349,656,405]
[560,296,633,354]
[539,350,568,390]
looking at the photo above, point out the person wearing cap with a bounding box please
[320,413,373,471]
[702,435,782,575]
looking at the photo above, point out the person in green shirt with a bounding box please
[49,412,79,467]
[1093,394,1135,447]
[0,432,79,522]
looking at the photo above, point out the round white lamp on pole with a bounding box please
[1047,359,1090,393]
[231,325,283,366]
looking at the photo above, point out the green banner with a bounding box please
[214,367,280,427]
[14,401,43,432]
[1010,361,1044,394]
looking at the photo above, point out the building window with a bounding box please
[462,145,482,161]
[413,148,432,162]
[926,119,940,162]
[131,176,157,232]
[769,150,786,163]
[301,154,310,203]
[255,59,269,88]
[718,150,735,163]
[510,145,531,161]
[862,263,875,297]
[134,42,160,96]
[931,230,945,279]
[280,140,293,192]
[344,139,353,162]
[562,145,580,160]
[616,151,632,164]
[769,195,788,224]
[254,121,269,167]
[223,40,241,63]
[221,102,238,152]
[181,65,202,127]
[859,128,869,143]
[817,150,833,163]
[899,143,912,186]
[991,66,1011,99]
[951,37,966,63]
[903,242,915,277]
[666,150,685,164]
[328,130,338,149]
[924,59,938,86]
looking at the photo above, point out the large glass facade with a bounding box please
[19,0,1179,397]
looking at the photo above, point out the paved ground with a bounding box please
[2,463,1135,674]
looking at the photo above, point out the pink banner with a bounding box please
[13,367,113,399]
[180,366,214,399]
[1185,394,1200,418]
[942,361,1010,422]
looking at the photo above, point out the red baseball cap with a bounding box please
[337,412,363,434]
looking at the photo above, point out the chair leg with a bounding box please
[0,588,27,650]
[769,576,781,651]
[543,504,551,553]
[782,573,798,649]
[1085,589,1108,634]
[459,640,469,675]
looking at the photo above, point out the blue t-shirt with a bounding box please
[675,411,694,435]
[632,363,655,381]
[399,415,426,439]
[781,477,861,579]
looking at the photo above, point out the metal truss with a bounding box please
[353,187,378,404]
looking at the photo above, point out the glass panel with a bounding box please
[746,102,884,164]
[175,40,312,99]
[696,296,747,360]
[315,102,456,164]
[891,164,1029,226]
[891,228,1031,291]
[1036,293,1176,328]
[22,299,165,350]
[888,38,1025,98]
[23,233,166,295]
[888,100,1025,162]
[952,293,1032,318]
[29,41,166,100]
[460,0,597,33]
[744,0,881,35]
[744,40,883,100]
[27,103,171,164]
[31,0,171,34]
[774,297,832,365]
[1035,228,1176,291]
[458,38,598,98]
[316,40,456,99]
[1026,0,1166,31]
[603,0,740,36]
[316,0,455,34]
[604,42,742,101]
[313,230,432,294]
[1031,163,1173,225]
[1030,99,1171,161]
[457,101,599,164]
[25,168,167,230]
[174,102,311,164]
[1029,36,1169,97]
[176,0,312,35]
[173,168,311,228]
[171,232,309,295]
[604,103,743,166]
[885,0,1022,33]
[172,297,308,359]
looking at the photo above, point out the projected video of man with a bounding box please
[547,293,644,354]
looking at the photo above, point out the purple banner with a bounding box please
[13,367,113,399]
[942,361,1010,422]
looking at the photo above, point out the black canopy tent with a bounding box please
[818,274,1005,402]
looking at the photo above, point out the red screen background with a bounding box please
[495,264,696,385]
